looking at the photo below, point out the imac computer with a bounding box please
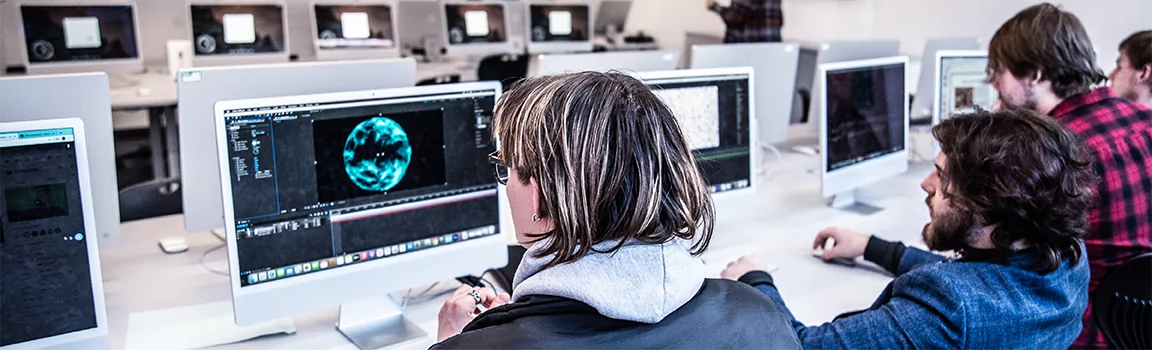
[640,67,757,223]
[0,73,120,246]
[819,56,909,213]
[16,2,143,75]
[311,0,400,61]
[189,2,289,67]
[525,1,592,54]
[934,50,995,125]
[910,37,980,121]
[213,82,507,349]
[441,0,519,57]
[1,119,109,350]
[178,59,417,236]
[533,50,679,76]
[691,43,799,146]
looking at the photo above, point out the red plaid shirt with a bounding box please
[1050,87,1152,349]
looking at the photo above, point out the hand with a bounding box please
[721,254,770,280]
[813,227,869,261]
[437,285,511,342]
[706,0,717,8]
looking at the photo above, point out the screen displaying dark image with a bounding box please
[825,63,906,172]
[444,4,506,45]
[191,5,285,55]
[529,5,589,43]
[313,110,447,204]
[20,5,139,63]
[1,133,97,346]
[314,5,395,49]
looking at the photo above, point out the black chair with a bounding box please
[119,177,183,222]
[477,54,528,92]
[1093,252,1152,349]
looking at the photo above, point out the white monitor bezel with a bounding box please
[524,0,593,54]
[0,118,109,350]
[819,56,910,198]
[213,81,507,326]
[635,67,759,223]
[187,0,291,67]
[933,50,989,126]
[16,0,145,75]
[439,0,520,58]
[309,0,401,61]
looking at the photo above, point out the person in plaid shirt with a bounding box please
[706,0,782,43]
[986,3,1152,348]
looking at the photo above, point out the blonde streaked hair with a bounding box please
[493,71,715,268]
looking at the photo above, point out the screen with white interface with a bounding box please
[825,63,906,172]
[444,4,506,45]
[529,5,589,43]
[938,56,996,120]
[191,5,285,56]
[314,5,395,50]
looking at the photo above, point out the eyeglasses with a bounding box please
[488,151,509,185]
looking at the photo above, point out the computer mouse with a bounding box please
[792,145,819,156]
[159,236,189,254]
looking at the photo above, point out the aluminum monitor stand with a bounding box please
[337,297,426,349]
[829,189,884,215]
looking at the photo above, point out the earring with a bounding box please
[531,213,541,222]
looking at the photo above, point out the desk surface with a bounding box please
[101,152,933,350]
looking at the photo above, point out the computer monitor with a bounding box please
[533,50,679,76]
[311,0,400,61]
[934,50,995,125]
[1,118,109,350]
[189,1,289,67]
[819,56,909,213]
[692,43,799,146]
[179,59,416,235]
[441,0,518,57]
[16,2,143,75]
[807,41,901,127]
[0,73,119,246]
[639,68,757,223]
[525,2,592,54]
[213,82,506,349]
[594,0,630,35]
[910,37,980,121]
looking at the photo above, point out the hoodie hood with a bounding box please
[511,238,705,324]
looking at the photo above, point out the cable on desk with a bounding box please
[200,243,230,276]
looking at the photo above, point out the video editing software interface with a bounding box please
[529,5,589,43]
[444,4,506,45]
[314,5,395,49]
[647,74,752,194]
[938,56,996,120]
[191,5,285,56]
[0,128,97,346]
[20,5,140,63]
[221,89,500,287]
[825,63,906,172]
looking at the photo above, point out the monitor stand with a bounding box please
[337,297,427,350]
[829,190,883,215]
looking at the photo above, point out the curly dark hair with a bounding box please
[987,3,1107,99]
[932,109,1097,272]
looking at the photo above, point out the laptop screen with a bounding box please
[0,126,97,346]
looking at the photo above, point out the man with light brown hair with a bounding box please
[1110,30,1152,109]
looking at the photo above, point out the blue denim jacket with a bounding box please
[745,240,1089,349]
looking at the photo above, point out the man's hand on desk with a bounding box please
[812,227,869,261]
[721,254,771,280]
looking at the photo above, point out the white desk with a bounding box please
[101,153,934,349]
[109,71,180,179]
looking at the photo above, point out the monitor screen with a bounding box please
[938,55,996,121]
[220,88,500,287]
[0,127,97,346]
[529,5,589,43]
[825,62,906,172]
[19,5,139,63]
[191,5,285,56]
[444,4,506,45]
[314,5,395,50]
[646,73,752,194]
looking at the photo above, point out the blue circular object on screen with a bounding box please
[343,117,412,192]
[75,233,84,241]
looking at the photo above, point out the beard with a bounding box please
[1002,86,1039,111]
[921,195,979,252]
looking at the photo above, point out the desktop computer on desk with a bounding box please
[909,37,980,122]
[311,0,402,61]
[188,1,290,67]
[818,56,909,214]
[525,1,593,54]
[212,82,508,349]
[933,50,995,126]
[15,1,144,76]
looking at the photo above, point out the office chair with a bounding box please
[1093,252,1152,349]
[477,54,529,92]
[119,177,183,222]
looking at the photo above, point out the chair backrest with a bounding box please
[119,177,183,222]
[1093,252,1152,349]
[477,54,529,91]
